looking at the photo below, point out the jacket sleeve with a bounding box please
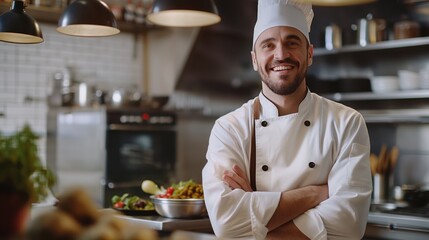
[203,117,281,239]
[294,113,372,240]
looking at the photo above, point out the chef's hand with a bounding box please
[223,164,253,192]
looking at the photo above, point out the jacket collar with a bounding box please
[258,89,312,118]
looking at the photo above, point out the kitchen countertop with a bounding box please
[117,214,213,233]
[38,205,429,240]
[365,207,429,240]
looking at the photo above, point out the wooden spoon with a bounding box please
[370,153,379,176]
[378,144,387,174]
[389,146,399,174]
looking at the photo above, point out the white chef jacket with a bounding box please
[202,90,372,240]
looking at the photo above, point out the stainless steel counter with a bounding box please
[117,215,213,233]
[365,210,429,240]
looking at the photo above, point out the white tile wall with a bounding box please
[0,23,143,163]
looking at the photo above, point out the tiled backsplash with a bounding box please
[0,23,142,163]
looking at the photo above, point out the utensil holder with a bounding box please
[373,173,386,203]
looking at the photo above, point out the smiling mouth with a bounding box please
[271,65,293,72]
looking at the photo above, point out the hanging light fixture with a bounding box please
[147,0,221,27]
[57,0,120,37]
[303,0,377,6]
[0,0,43,44]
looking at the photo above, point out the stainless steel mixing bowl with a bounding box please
[151,197,207,219]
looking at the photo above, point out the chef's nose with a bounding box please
[274,46,290,60]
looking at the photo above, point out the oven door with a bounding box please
[105,126,176,183]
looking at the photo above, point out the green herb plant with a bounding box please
[0,124,56,203]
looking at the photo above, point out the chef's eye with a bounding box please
[286,40,300,48]
[262,42,274,49]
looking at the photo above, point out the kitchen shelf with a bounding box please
[323,90,429,102]
[314,36,429,56]
[0,2,160,33]
[360,109,429,123]
[322,91,429,123]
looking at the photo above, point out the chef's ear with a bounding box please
[251,51,258,71]
[308,44,314,67]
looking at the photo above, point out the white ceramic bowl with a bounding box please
[370,76,400,93]
[398,70,420,90]
[419,68,429,89]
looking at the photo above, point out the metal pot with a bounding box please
[399,184,429,207]
[108,88,142,107]
[74,82,95,107]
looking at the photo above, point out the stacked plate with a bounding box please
[419,68,429,89]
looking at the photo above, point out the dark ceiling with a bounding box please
[175,0,259,96]
[175,0,411,96]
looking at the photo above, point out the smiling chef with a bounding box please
[202,0,372,239]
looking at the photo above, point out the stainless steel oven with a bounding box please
[103,109,176,207]
[47,107,176,207]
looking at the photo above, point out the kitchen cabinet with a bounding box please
[0,2,160,33]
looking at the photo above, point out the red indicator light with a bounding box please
[142,113,150,121]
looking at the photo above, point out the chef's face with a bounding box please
[251,26,313,96]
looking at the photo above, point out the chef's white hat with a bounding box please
[253,0,314,48]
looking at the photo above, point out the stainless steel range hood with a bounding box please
[175,0,260,97]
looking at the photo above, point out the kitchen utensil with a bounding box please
[110,89,124,107]
[389,146,399,172]
[387,146,399,194]
[377,144,387,173]
[356,14,387,46]
[370,153,378,176]
[373,173,386,203]
[325,24,342,50]
[370,76,400,93]
[150,197,207,219]
[74,82,95,107]
[95,89,107,105]
[394,185,405,202]
[402,184,429,207]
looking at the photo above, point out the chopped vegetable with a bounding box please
[153,179,204,199]
[111,193,154,210]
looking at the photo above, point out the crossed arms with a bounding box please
[223,164,329,239]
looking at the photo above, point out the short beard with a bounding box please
[263,71,306,95]
[260,59,307,96]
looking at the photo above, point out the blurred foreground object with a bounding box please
[0,124,55,238]
[27,187,159,240]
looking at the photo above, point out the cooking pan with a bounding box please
[401,184,429,207]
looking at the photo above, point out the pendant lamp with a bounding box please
[304,0,376,6]
[0,0,43,44]
[57,0,120,37]
[147,0,221,27]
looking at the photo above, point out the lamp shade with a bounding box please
[305,0,376,6]
[0,0,43,44]
[57,0,120,37]
[147,0,221,27]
